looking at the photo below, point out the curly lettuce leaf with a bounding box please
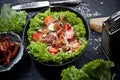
[82,59,114,80]
[27,41,52,63]
[61,59,115,80]
[0,4,27,33]
[61,66,90,80]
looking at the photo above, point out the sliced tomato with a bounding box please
[70,40,81,51]
[65,28,75,41]
[64,23,71,31]
[47,46,59,54]
[50,52,56,56]
[44,16,53,26]
[32,31,42,42]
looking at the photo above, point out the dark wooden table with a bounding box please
[0,0,120,80]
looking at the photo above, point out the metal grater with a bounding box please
[101,11,120,62]
[108,11,120,34]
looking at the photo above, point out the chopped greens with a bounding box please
[0,4,27,33]
[61,59,115,80]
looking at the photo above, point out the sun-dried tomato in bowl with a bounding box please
[0,32,24,72]
[0,37,19,66]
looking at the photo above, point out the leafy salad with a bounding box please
[61,59,115,80]
[27,8,88,64]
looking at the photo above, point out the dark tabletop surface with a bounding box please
[0,0,120,80]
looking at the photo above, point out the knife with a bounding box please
[11,0,81,10]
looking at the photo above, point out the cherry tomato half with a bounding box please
[65,28,75,41]
[64,23,71,31]
[70,40,81,51]
[32,31,42,42]
[47,46,59,54]
[44,16,53,26]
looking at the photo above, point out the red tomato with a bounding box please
[32,31,42,42]
[65,28,75,41]
[44,16,53,26]
[47,46,59,54]
[70,40,81,51]
[50,52,56,56]
[64,23,71,31]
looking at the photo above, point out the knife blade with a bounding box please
[11,0,81,10]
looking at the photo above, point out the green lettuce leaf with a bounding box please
[0,4,27,33]
[27,41,52,63]
[61,66,90,80]
[61,59,115,80]
[82,59,114,80]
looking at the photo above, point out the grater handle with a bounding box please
[107,11,120,22]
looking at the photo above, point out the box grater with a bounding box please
[101,11,120,62]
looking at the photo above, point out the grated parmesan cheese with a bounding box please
[93,46,99,51]
[100,1,104,5]
[74,3,101,18]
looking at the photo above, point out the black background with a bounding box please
[0,0,120,80]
